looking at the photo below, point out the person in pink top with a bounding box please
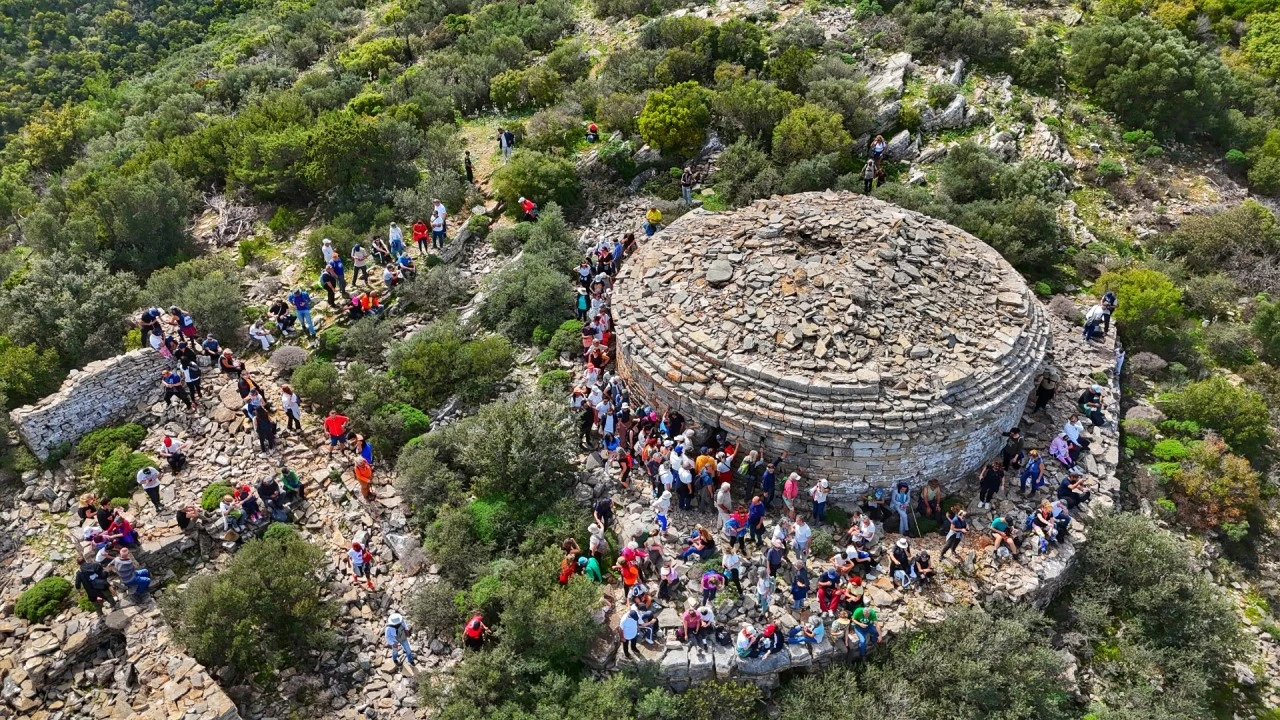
[782,472,800,520]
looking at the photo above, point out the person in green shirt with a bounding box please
[280,465,305,502]
[578,556,604,583]
[991,514,1017,560]
[851,603,880,658]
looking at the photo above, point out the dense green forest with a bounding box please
[2,0,1280,716]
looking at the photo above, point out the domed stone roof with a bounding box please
[613,190,1050,492]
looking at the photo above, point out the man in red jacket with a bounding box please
[411,219,428,255]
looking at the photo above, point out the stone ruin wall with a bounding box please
[9,348,169,460]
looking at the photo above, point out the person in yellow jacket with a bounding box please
[645,206,663,237]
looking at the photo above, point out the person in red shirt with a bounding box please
[411,220,429,255]
[463,614,488,650]
[518,196,538,222]
[324,410,349,458]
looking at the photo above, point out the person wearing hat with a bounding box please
[782,471,800,520]
[1078,384,1106,426]
[808,478,830,525]
[735,624,758,658]
[386,613,415,668]
[462,613,487,651]
[575,286,589,321]
[889,538,913,589]
[652,490,672,533]
[578,555,604,582]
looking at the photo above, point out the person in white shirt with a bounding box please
[350,244,370,285]
[281,384,302,432]
[735,624,758,658]
[793,516,813,555]
[1082,304,1106,341]
[854,515,877,547]
[715,482,733,528]
[756,567,774,613]
[430,211,446,250]
[159,434,186,472]
[1064,415,1088,447]
[321,238,334,268]
[809,478,829,524]
[653,490,671,533]
[248,319,273,351]
[432,199,448,243]
[619,610,640,658]
[136,466,162,511]
[721,548,743,593]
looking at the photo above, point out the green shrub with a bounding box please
[714,79,801,144]
[1154,497,1177,514]
[367,403,432,461]
[466,214,491,241]
[1151,439,1189,462]
[202,482,233,512]
[291,360,343,412]
[77,423,147,465]
[94,447,156,502]
[524,106,583,153]
[1069,16,1235,141]
[341,316,391,363]
[144,257,245,345]
[1225,148,1249,169]
[267,207,306,238]
[263,522,298,541]
[1096,159,1126,180]
[1158,376,1271,460]
[547,320,583,354]
[772,103,851,166]
[638,82,712,155]
[894,0,1022,67]
[165,529,337,676]
[1034,281,1052,296]
[927,81,959,107]
[1013,31,1065,91]
[1093,268,1184,350]
[16,577,72,622]
[399,265,474,315]
[237,235,272,267]
[492,151,582,217]
[1158,201,1280,285]
[537,369,573,394]
[1167,439,1262,533]
[410,579,464,638]
[389,319,515,409]
[1251,294,1280,362]
[479,256,574,342]
[1203,322,1256,367]
[0,336,61,407]
[489,224,534,255]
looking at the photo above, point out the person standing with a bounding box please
[289,288,316,337]
[498,127,514,162]
[389,223,405,258]
[464,150,474,183]
[977,459,1004,509]
[319,266,338,308]
[354,456,374,500]
[386,613,415,669]
[1101,290,1118,335]
[808,479,829,525]
[463,613,487,650]
[862,157,877,193]
[412,219,429,255]
[161,368,194,412]
[348,542,375,590]
[136,466,163,511]
[891,481,911,535]
[327,252,347,295]
[430,209,446,251]
[1032,372,1057,413]
[255,405,277,452]
[432,198,448,235]
[1020,449,1045,494]
[281,385,302,433]
[182,360,203,405]
[619,609,640,658]
[351,244,370,286]
[324,410,349,458]
[680,167,696,205]
[782,472,800,520]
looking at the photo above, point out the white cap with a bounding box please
[896,538,909,549]
[388,613,403,625]
[819,479,829,488]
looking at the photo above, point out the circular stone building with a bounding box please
[613,191,1050,498]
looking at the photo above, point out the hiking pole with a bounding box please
[909,503,920,538]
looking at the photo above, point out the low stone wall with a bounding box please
[9,348,169,460]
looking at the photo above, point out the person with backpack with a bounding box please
[680,167,696,205]
[169,306,198,339]
[498,127,514,162]
[288,288,316,337]
[1101,290,1118,335]
[518,196,539,222]
[463,613,488,651]
[75,560,118,614]
[348,542,375,590]
[862,157,878,193]
[385,613,415,668]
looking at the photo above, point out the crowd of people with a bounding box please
[556,211,1109,664]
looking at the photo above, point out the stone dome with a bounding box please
[613,190,1051,496]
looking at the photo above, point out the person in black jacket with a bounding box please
[75,561,118,615]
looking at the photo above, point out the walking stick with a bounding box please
[909,503,920,538]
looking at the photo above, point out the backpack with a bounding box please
[361,549,373,564]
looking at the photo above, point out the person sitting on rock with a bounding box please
[248,318,274,351]
[816,563,844,615]
[396,252,418,281]
[889,538,913,589]
[1051,499,1073,539]
[105,509,138,548]
[851,602,881,658]
[911,550,936,585]
[990,513,1018,563]
[735,624,759,659]
[1078,385,1107,426]
[109,548,152,597]
[578,555,604,582]
[831,610,853,651]
[270,299,297,336]
[220,494,245,534]
[787,613,825,645]
[235,483,263,523]
[218,348,244,376]
[1057,473,1091,509]
[1048,434,1076,469]
[757,623,781,657]
[917,478,943,524]
[678,525,714,561]
[75,559,118,615]
[1029,500,1058,553]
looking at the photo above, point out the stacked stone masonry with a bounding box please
[613,191,1050,499]
[9,348,169,460]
